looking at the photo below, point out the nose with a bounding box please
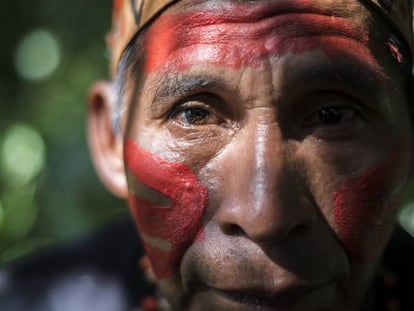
[216,122,316,245]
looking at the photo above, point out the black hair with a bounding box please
[112,32,146,133]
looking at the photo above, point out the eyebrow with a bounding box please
[140,74,229,115]
[153,75,224,99]
[294,58,389,101]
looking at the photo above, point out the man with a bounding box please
[1,0,413,310]
[86,0,414,310]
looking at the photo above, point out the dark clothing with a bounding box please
[369,226,414,310]
[0,216,413,310]
[0,217,153,311]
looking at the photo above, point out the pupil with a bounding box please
[185,108,208,123]
[319,107,342,125]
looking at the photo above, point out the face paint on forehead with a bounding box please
[125,139,208,279]
[334,145,409,260]
[143,2,379,75]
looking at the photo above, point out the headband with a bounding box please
[108,0,413,75]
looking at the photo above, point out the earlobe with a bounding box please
[87,81,129,198]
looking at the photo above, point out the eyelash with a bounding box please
[166,95,224,127]
[299,93,368,139]
[303,106,360,126]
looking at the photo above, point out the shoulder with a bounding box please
[0,216,151,311]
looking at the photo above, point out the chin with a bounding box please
[155,239,382,310]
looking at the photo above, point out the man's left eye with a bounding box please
[312,106,357,126]
[300,100,366,140]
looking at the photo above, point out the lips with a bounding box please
[208,279,336,311]
[222,287,325,309]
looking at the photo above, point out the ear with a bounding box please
[87,81,128,198]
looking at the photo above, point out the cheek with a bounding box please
[125,139,208,279]
[334,147,408,259]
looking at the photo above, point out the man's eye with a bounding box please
[318,107,356,125]
[183,108,210,125]
[171,106,221,126]
[304,106,357,127]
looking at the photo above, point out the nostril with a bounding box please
[221,223,245,237]
[292,223,311,235]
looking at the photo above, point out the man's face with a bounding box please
[119,0,412,309]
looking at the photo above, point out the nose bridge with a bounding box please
[251,122,283,208]
[246,121,297,229]
[217,118,314,244]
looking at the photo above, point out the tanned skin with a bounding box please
[88,0,413,310]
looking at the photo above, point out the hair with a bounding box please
[111,18,413,133]
[112,31,147,133]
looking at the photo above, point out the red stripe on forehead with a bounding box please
[143,4,374,73]
[113,0,123,17]
[125,139,208,279]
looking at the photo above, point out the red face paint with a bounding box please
[143,2,380,75]
[388,40,404,64]
[113,0,122,15]
[334,147,407,259]
[125,139,208,279]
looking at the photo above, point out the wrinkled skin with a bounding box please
[88,0,413,310]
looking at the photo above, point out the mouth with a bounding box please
[214,281,336,310]
[222,291,283,309]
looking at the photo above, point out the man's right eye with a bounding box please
[170,102,223,127]
[182,108,211,125]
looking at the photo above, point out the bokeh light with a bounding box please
[1,0,119,264]
[14,29,61,81]
[1,123,46,185]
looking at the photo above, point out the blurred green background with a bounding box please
[1,1,414,265]
[0,0,126,264]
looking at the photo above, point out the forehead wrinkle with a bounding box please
[181,14,366,45]
[165,3,368,45]
[147,0,368,39]
[143,3,372,74]
[184,16,368,68]
[173,0,366,21]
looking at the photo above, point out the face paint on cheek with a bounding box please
[125,139,208,279]
[334,147,408,259]
[143,5,380,75]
